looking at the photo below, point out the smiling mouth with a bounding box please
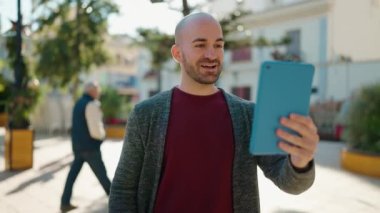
[201,65,217,69]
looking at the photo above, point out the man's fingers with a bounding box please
[289,113,318,133]
[277,114,320,169]
[280,117,317,140]
[276,129,316,152]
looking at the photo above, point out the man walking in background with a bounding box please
[61,81,111,212]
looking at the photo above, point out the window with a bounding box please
[232,86,251,100]
[286,30,301,57]
[231,47,252,62]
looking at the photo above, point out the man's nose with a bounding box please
[204,47,217,60]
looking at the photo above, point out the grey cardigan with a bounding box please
[109,89,315,213]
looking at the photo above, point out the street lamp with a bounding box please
[15,0,23,89]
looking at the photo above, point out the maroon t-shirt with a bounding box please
[154,87,234,213]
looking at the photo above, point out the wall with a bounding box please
[251,15,323,63]
[161,60,181,91]
[219,66,259,101]
[325,60,380,101]
[329,0,380,61]
[30,91,74,134]
[221,10,326,101]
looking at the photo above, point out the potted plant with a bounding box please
[7,82,41,129]
[4,82,40,170]
[340,83,380,178]
[3,19,41,170]
[100,86,128,139]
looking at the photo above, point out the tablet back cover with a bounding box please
[249,61,314,155]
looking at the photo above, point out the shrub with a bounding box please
[344,83,380,154]
[100,86,131,125]
[100,87,122,121]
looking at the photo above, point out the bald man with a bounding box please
[61,81,111,212]
[109,12,318,213]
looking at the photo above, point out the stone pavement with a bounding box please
[0,128,380,213]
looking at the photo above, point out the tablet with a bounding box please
[249,61,315,155]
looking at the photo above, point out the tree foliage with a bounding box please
[219,9,252,50]
[136,28,174,70]
[33,0,118,87]
[4,26,41,128]
[100,86,122,120]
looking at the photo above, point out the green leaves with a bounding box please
[8,87,42,129]
[34,0,118,87]
[100,86,122,120]
[136,28,174,70]
[219,9,252,50]
[100,86,131,122]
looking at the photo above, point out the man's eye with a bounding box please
[195,44,205,48]
[215,44,224,48]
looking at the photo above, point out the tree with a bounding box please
[135,28,175,92]
[33,0,118,91]
[136,28,174,71]
[219,9,252,50]
[150,0,192,16]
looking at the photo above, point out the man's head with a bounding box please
[171,12,224,86]
[84,81,101,100]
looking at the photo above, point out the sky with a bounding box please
[0,0,206,36]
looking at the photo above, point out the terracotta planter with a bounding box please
[5,128,34,170]
[105,125,126,139]
[0,113,8,127]
[341,148,380,178]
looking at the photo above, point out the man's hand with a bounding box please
[276,113,319,169]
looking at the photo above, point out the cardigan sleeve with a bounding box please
[109,108,144,212]
[257,155,315,195]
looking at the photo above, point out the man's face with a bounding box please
[90,85,101,100]
[95,86,101,99]
[176,18,224,85]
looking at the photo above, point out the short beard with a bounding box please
[182,55,222,85]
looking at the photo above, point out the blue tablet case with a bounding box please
[249,61,315,155]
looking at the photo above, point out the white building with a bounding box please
[87,35,141,98]
[208,0,380,102]
[141,0,380,103]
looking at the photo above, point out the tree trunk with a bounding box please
[182,0,190,16]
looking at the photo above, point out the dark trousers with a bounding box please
[61,149,111,205]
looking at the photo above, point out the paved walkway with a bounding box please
[0,128,379,213]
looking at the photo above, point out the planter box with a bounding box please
[105,125,126,140]
[0,113,8,127]
[341,148,380,178]
[5,129,34,170]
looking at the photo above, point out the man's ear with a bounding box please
[171,44,181,63]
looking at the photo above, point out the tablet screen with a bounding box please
[249,61,314,155]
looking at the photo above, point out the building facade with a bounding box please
[138,0,380,103]
[213,0,380,102]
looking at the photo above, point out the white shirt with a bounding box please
[85,100,106,140]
